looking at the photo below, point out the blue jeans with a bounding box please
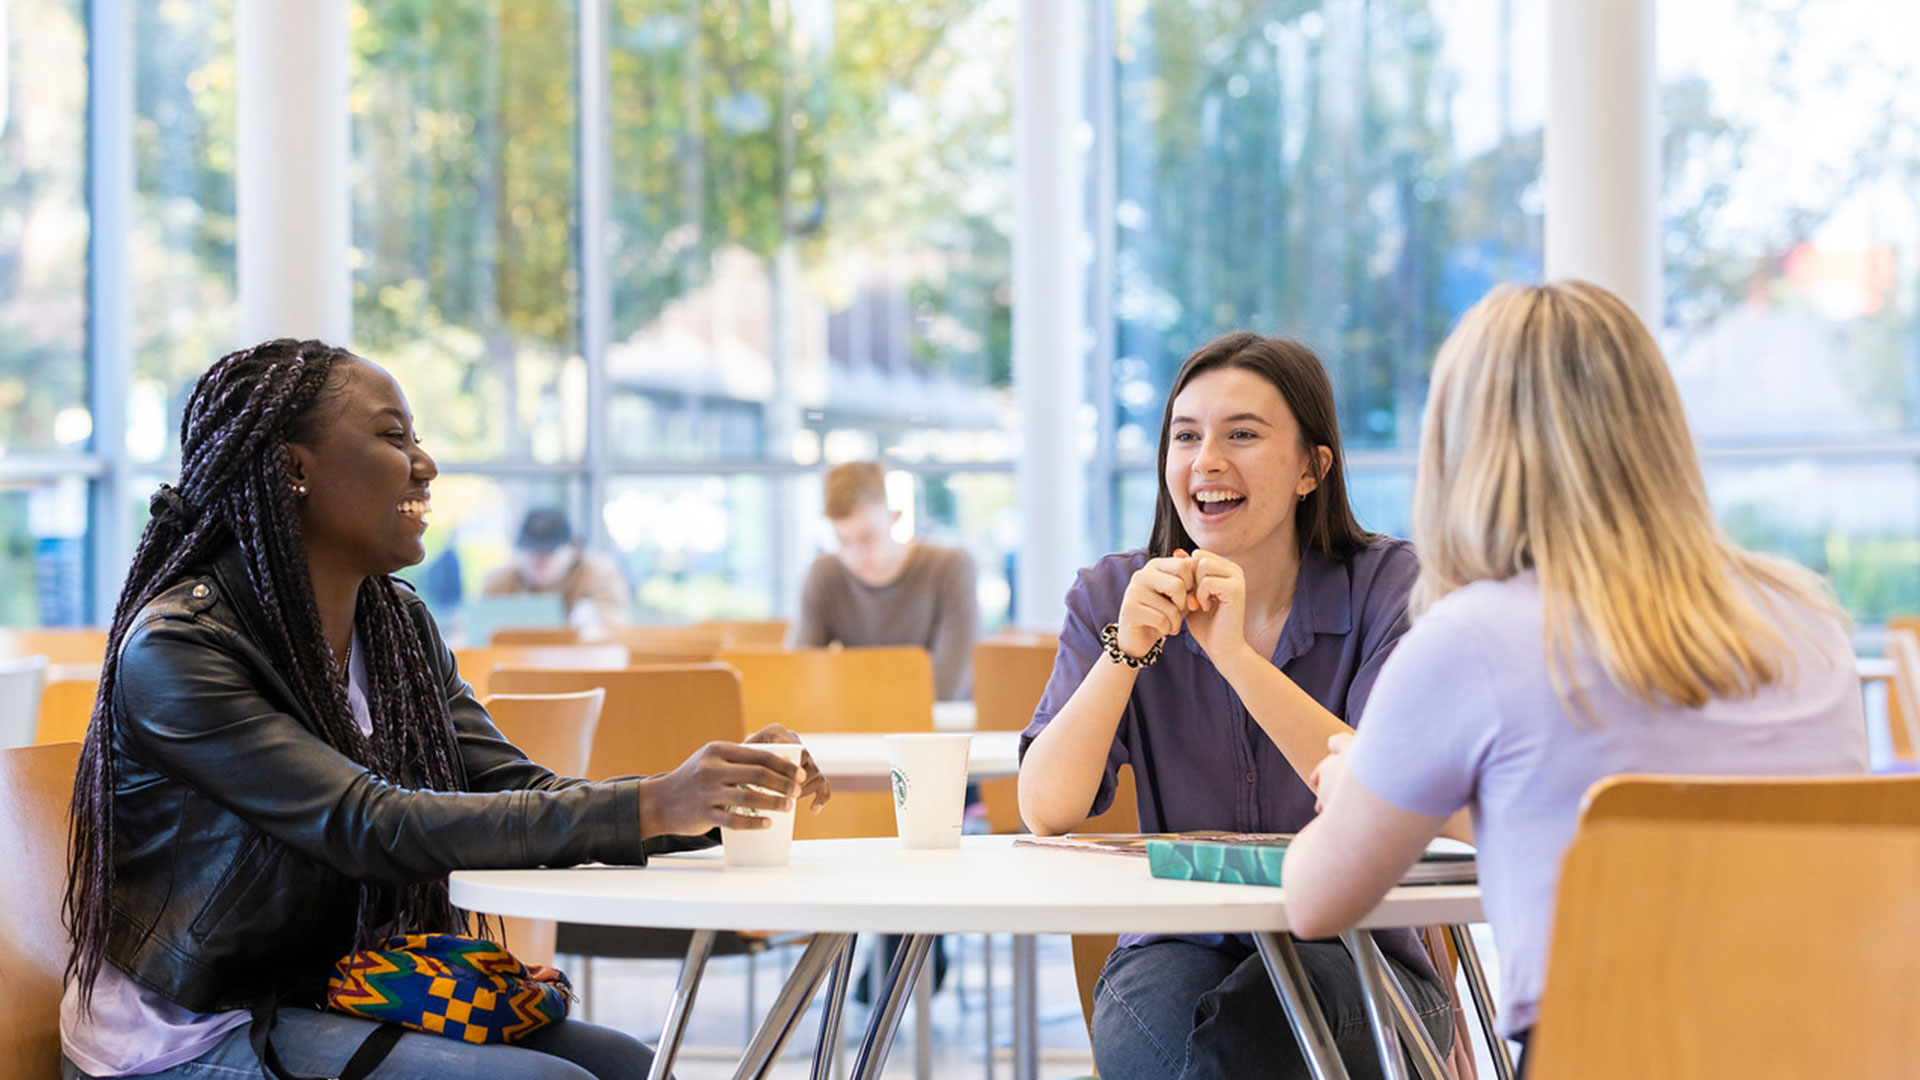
[63,1008,658,1080]
[1092,938,1453,1080]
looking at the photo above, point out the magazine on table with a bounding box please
[1014,831,1476,887]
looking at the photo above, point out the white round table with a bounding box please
[452,836,1482,1080]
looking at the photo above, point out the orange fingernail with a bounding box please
[1187,596,1200,611]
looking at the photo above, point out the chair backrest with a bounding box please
[34,678,98,746]
[0,628,110,666]
[487,665,746,780]
[601,626,730,661]
[482,690,606,777]
[719,645,935,735]
[0,742,81,1077]
[1068,764,1139,1042]
[972,637,1060,832]
[1884,623,1920,761]
[489,626,583,646]
[694,619,789,646]
[453,644,630,699]
[0,657,49,751]
[1528,773,1920,1078]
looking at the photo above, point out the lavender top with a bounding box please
[1346,573,1868,1037]
[61,635,375,1076]
[1021,538,1433,976]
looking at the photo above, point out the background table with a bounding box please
[798,730,1020,794]
[453,835,1482,1080]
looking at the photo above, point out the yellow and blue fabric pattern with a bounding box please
[327,933,571,1044]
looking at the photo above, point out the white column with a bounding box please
[237,0,351,344]
[1545,0,1660,326]
[89,0,135,622]
[1013,0,1089,631]
[578,0,611,549]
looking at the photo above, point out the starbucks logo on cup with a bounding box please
[891,767,910,808]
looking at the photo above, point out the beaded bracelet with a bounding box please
[1099,622,1163,668]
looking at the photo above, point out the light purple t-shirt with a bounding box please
[61,637,374,1076]
[1345,574,1867,1037]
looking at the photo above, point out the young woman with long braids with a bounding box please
[61,340,829,1080]
[1283,281,1865,1063]
[1017,333,1454,1080]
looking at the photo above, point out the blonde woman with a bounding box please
[1282,281,1867,1063]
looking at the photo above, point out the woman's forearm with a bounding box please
[1213,645,1353,786]
[1018,657,1140,835]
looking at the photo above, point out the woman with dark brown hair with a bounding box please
[61,340,828,1080]
[1017,332,1451,1078]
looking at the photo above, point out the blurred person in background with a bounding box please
[791,462,979,701]
[482,508,632,630]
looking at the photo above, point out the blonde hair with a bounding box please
[1412,280,1841,712]
[824,462,889,520]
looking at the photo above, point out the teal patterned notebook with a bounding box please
[1144,836,1475,888]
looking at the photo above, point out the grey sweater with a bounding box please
[790,542,979,700]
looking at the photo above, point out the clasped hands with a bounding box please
[636,723,833,839]
[1116,548,1249,663]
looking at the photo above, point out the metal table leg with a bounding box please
[1011,933,1039,1080]
[810,937,858,1080]
[1346,931,1448,1080]
[1446,925,1515,1080]
[915,948,936,1079]
[1253,932,1352,1080]
[731,933,854,1080]
[647,929,715,1080]
[848,934,938,1080]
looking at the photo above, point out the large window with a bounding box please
[1660,0,1920,622]
[1099,0,1545,547]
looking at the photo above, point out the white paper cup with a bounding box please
[720,742,806,868]
[885,733,973,850]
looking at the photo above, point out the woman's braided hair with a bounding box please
[66,339,469,1007]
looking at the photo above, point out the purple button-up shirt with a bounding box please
[1021,537,1433,975]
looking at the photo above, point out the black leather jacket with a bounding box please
[100,547,703,1013]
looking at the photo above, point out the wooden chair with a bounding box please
[0,628,109,665]
[0,657,48,750]
[489,627,583,646]
[695,618,789,646]
[453,644,630,699]
[35,678,98,745]
[484,665,784,1030]
[1883,621,1920,761]
[601,626,730,661]
[1528,773,1920,1078]
[972,637,1060,833]
[0,742,81,1079]
[718,646,935,841]
[479,690,606,970]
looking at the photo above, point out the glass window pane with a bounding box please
[1706,459,1920,624]
[606,473,776,621]
[129,0,239,465]
[0,479,92,626]
[352,1,585,465]
[1661,0,1920,440]
[605,0,1015,467]
[1108,0,1545,480]
[0,0,90,453]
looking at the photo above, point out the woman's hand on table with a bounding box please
[636,735,821,838]
[745,723,832,813]
[1118,553,1196,658]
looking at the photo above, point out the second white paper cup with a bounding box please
[886,733,972,849]
[720,742,806,868]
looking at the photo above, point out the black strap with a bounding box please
[251,994,407,1080]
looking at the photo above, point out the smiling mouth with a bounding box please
[1193,491,1245,517]
[399,499,432,522]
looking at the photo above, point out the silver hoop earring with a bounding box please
[294,483,309,498]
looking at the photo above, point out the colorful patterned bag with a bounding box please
[326,933,572,1044]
